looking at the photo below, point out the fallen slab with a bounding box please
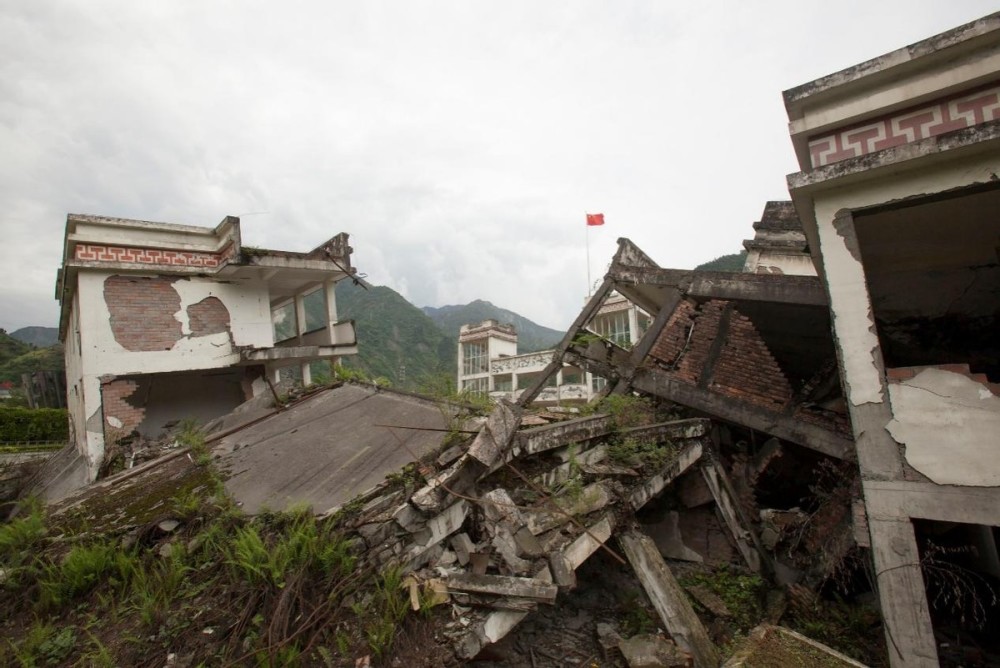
[619,530,721,668]
[723,624,869,667]
[446,573,558,602]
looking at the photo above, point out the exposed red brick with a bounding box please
[649,299,793,410]
[187,296,231,337]
[101,378,147,435]
[103,275,183,351]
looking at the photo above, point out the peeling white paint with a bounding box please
[171,277,271,346]
[814,205,884,406]
[888,369,1000,487]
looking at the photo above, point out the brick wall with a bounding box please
[650,299,793,410]
[187,296,231,337]
[101,378,146,435]
[103,275,183,351]
[711,310,792,410]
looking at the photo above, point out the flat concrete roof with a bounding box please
[215,383,449,514]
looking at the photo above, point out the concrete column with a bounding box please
[627,305,640,347]
[619,530,720,668]
[324,279,338,326]
[301,362,312,387]
[867,513,938,667]
[294,293,307,344]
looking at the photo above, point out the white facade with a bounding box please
[784,13,1000,666]
[57,214,359,482]
[741,201,817,276]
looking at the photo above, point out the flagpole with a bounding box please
[585,214,592,298]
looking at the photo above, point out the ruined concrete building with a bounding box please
[457,293,650,403]
[782,14,1000,665]
[52,214,358,493]
[741,201,816,276]
[18,12,1000,668]
[512,13,1000,667]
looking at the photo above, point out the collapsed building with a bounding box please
[47,214,359,497]
[10,11,1000,668]
[457,294,650,404]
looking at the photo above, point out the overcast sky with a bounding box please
[2,1,996,333]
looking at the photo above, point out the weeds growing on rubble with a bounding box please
[0,456,422,666]
[680,567,766,631]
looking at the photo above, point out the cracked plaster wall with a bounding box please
[77,271,271,378]
[68,271,272,478]
[887,368,1000,487]
[811,151,1000,409]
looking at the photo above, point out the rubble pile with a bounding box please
[331,389,872,666]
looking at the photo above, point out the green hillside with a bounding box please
[0,331,64,383]
[422,300,563,353]
[695,251,747,272]
[334,282,455,392]
[10,326,59,347]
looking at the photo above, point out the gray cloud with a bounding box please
[2,1,996,332]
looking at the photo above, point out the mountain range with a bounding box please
[334,282,564,392]
[422,300,563,354]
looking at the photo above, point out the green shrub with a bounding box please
[0,407,68,442]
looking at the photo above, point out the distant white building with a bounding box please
[457,293,649,404]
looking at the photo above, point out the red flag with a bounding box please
[586,213,605,226]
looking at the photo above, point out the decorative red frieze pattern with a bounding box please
[75,244,221,268]
[808,83,1000,168]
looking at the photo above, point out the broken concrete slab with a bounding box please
[722,624,868,667]
[215,384,448,514]
[619,530,721,668]
[446,573,558,602]
[618,634,692,668]
[467,401,522,470]
[645,511,703,563]
[526,481,613,535]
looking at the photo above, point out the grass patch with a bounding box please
[680,567,766,632]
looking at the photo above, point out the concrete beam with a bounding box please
[619,530,721,668]
[629,440,704,510]
[607,266,828,306]
[446,573,558,602]
[517,277,616,407]
[701,461,767,574]
[629,368,853,460]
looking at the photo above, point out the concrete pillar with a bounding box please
[301,362,312,387]
[619,530,720,668]
[628,304,640,347]
[324,279,338,326]
[867,514,938,667]
[294,293,307,344]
